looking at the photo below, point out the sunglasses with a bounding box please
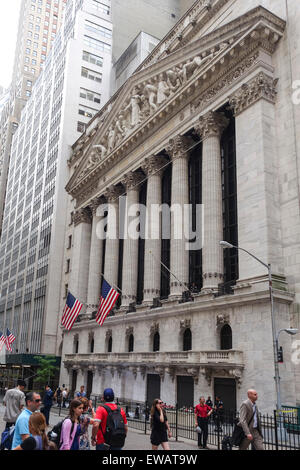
[34,399,41,403]
[157,401,163,405]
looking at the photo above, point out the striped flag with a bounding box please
[0,331,6,352]
[61,292,83,331]
[96,279,119,326]
[5,329,15,352]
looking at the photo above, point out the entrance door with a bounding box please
[146,374,161,405]
[177,376,194,408]
[71,370,77,396]
[86,371,93,398]
[214,378,236,418]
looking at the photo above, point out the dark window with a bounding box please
[108,336,112,353]
[153,332,160,352]
[183,328,192,351]
[161,164,171,299]
[128,334,134,352]
[75,339,79,354]
[220,324,232,350]
[189,143,202,291]
[90,338,94,353]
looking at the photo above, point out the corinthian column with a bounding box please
[195,111,229,291]
[121,172,144,308]
[103,186,122,291]
[86,198,105,316]
[69,208,92,308]
[165,136,190,297]
[142,156,168,305]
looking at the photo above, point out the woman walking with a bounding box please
[78,397,98,450]
[13,412,50,450]
[150,398,172,450]
[60,399,84,450]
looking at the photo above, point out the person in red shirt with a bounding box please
[194,396,213,449]
[91,388,128,450]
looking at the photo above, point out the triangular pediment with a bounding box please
[67,5,285,198]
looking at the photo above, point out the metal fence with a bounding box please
[108,399,300,451]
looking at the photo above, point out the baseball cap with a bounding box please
[103,388,114,401]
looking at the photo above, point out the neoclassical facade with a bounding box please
[59,0,300,413]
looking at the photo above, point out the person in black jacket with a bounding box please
[41,385,54,426]
[150,399,172,450]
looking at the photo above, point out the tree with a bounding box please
[33,355,59,386]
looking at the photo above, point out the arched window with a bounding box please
[153,332,160,352]
[183,329,192,351]
[128,334,134,352]
[108,336,112,353]
[220,324,232,350]
[90,338,94,353]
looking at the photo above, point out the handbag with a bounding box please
[231,413,254,447]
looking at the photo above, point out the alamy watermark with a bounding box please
[95,198,204,251]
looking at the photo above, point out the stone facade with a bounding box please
[60,0,300,414]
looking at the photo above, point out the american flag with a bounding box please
[96,279,119,326]
[61,292,83,331]
[0,331,6,352]
[5,329,15,352]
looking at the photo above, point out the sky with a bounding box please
[0,0,21,89]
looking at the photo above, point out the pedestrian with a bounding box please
[194,396,213,449]
[150,398,172,450]
[62,388,68,408]
[54,386,62,407]
[12,412,51,450]
[214,396,224,432]
[91,388,128,450]
[41,385,54,426]
[78,397,98,450]
[238,389,264,450]
[11,391,42,449]
[206,396,213,408]
[3,379,26,429]
[59,399,84,450]
[76,385,86,398]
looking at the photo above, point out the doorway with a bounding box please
[214,377,236,416]
[146,374,161,405]
[177,376,194,408]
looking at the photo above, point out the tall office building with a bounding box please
[0,0,67,236]
[0,0,113,385]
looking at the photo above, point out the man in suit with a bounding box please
[238,389,264,450]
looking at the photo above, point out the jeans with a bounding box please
[41,405,51,425]
[197,417,209,448]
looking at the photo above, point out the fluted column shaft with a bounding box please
[166,136,190,297]
[142,156,167,304]
[196,111,229,291]
[69,208,92,307]
[121,173,143,307]
[86,199,105,313]
[103,187,122,289]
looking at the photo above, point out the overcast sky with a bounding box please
[0,0,21,89]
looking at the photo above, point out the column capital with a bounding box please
[89,197,103,216]
[73,207,92,226]
[142,155,168,177]
[195,111,229,140]
[122,171,144,191]
[229,72,278,116]
[104,185,123,203]
[165,135,190,160]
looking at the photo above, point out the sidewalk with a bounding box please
[0,404,210,451]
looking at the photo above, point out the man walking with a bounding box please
[92,388,128,450]
[238,389,264,450]
[76,385,86,398]
[41,384,54,426]
[3,379,26,429]
[214,396,224,432]
[62,388,68,408]
[11,391,41,449]
[194,396,213,449]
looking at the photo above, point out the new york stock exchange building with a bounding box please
[59,0,300,414]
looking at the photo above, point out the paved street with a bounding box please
[0,404,204,451]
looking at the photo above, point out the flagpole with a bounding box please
[149,250,190,293]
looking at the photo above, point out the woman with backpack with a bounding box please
[59,399,84,450]
[12,412,50,450]
[150,398,172,450]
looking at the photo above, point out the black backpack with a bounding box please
[221,435,233,450]
[101,405,126,449]
[47,418,74,449]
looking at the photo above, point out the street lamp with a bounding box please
[220,240,280,410]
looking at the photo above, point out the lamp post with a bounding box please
[220,241,280,411]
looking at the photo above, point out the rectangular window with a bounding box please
[91,0,110,15]
[83,35,111,53]
[79,87,101,104]
[77,121,86,133]
[85,20,112,39]
[81,66,102,83]
[27,80,32,87]
[82,50,103,67]
[78,104,98,119]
